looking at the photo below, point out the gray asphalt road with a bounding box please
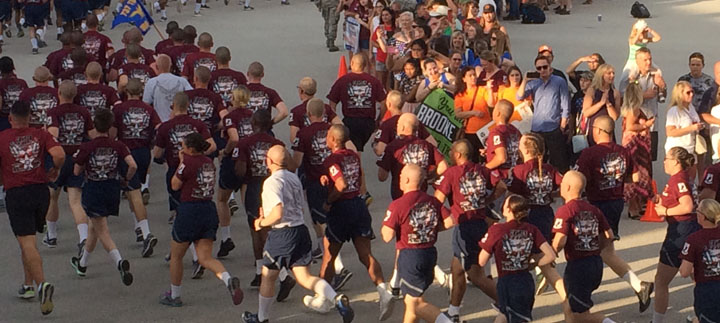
[0,0,719,322]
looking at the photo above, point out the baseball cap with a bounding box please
[483,4,494,13]
[429,5,449,17]
[538,44,553,54]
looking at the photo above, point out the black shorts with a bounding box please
[305,180,328,225]
[49,154,84,189]
[695,281,720,323]
[244,178,263,226]
[0,1,11,21]
[452,219,488,271]
[87,0,104,10]
[208,132,225,159]
[527,205,554,242]
[263,225,313,270]
[13,0,24,10]
[564,255,603,313]
[219,155,243,191]
[123,147,151,191]
[165,167,180,211]
[660,219,700,268]
[343,117,375,152]
[497,272,535,323]
[61,0,86,21]
[172,200,218,243]
[6,183,50,236]
[0,117,9,132]
[24,4,47,28]
[590,199,623,237]
[82,180,121,217]
[326,197,374,243]
[397,247,437,297]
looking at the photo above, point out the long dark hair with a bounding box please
[504,194,530,222]
[381,7,396,31]
[184,132,211,153]
[404,58,421,78]
[455,66,476,95]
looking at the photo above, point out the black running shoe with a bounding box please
[142,233,158,257]
[636,281,654,313]
[135,227,143,242]
[71,256,87,277]
[118,259,133,286]
[331,269,353,291]
[250,274,261,288]
[276,275,296,302]
[216,238,235,258]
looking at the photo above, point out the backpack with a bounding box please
[631,1,650,18]
[521,4,545,24]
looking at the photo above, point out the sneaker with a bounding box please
[159,291,183,307]
[250,274,261,288]
[194,11,202,16]
[37,38,47,48]
[228,276,243,305]
[38,282,54,315]
[241,312,268,323]
[42,233,57,248]
[118,259,133,286]
[17,29,24,38]
[164,253,171,262]
[17,285,35,299]
[71,257,87,277]
[535,273,548,295]
[46,17,53,25]
[224,0,228,5]
[335,294,354,323]
[311,246,323,260]
[449,313,460,323]
[276,275,296,302]
[228,198,239,215]
[160,16,168,21]
[636,281,654,313]
[243,5,254,10]
[77,239,86,258]
[141,188,150,205]
[331,269,353,291]
[303,294,333,313]
[4,26,11,38]
[361,192,373,206]
[191,260,205,279]
[328,45,339,52]
[378,287,395,321]
[391,287,402,300]
[56,33,61,40]
[168,212,175,224]
[201,4,210,8]
[217,238,235,258]
[142,233,158,258]
[281,0,289,4]
[135,227,143,242]
[556,8,570,14]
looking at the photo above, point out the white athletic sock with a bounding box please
[434,266,446,285]
[220,226,231,242]
[0,36,4,41]
[201,0,206,5]
[448,305,460,316]
[96,13,103,22]
[255,259,263,275]
[244,0,250,6]
[138,219,150,239]
[46,221,58,239]
[313,279,337,300]
[258,295,273,322]
[376,282,387,297]
[220,271,231,286]
[142,175,149,190]
[161,9,167,17]
[279,268,288,281]
[334,254,344,274]
[435,313,452,323]
[153,1,160,8]
[623,271,642,293]
[652,311,665,323]
[77,223,88,242]
[79,249,91,266]
[19,17,24,25]
[31,38,38,48]
[602,318,616,323]
[81,23,87,31]
[171,284,181,298]
[194,3,200,12]
[189,244,198,261]
[36,28,44,41]
[109,249,122,266]
[390,267,399,288]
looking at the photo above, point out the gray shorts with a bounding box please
[375,60,387,72]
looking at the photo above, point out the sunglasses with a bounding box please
[452,58,462,61]
[536,65,549,71]
[685,90,694,95]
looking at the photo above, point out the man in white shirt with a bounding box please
[143,54,193,122]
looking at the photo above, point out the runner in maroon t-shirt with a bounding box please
[56,48,89,87]
[246,61,288,123]
[372,90,433,157]
[184,66,227,135]
[19,67,58,129]
[482,100,521,181]
[117,44,156,96]
[154,22,179,54]
[288,77,339,143]
[381,164,454,322]
[182,33,217,82]
[44,32,75,85]
[166,39,199,76]
[82,16,114,72]
[108,29,156,82]
[699,162,720,202]
[0,101,64,315]
[209,47,247,109]
[75,62,119,118]
[0,57,29,130]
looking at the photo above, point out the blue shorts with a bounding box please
[527,205,554,243]
[82,180,121,217]
[0,116,10,131]
[305,180,328,225]
[452,219,488,271]
[61,0,87,21]
[359,39,370,50]
[218,155,242,191]
[590,199,623,237]
[123,147,150,191]
[0,2,11,21]
[88,0,104,10]
[497,272,535,323]
[165,167,181,211]
[50,154,84,189]
[695,281,720,323]
[397,247,437,297]
[172,200,218,243]
[564,255,603,313]
[208,132,225,159]
[24,4,47,28]
[244,178,263,226]
[660,219,700,268]
[263,225,313,270]
[326,197,374,243]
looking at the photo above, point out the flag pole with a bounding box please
[153,24,166,40]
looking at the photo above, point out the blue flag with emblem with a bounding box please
[111,0,154,35]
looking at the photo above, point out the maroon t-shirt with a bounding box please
[680,227,720,284]
[57,66,89,87]
[209,68,248,107]
[292,121,331,182]
[478,69,508,93]
[247,83,283,112]
[700,163,720,201]
[484,124,521,178]
[377,135,443,200]
[0,76,29,117]
[508,159,562,206]
[185,88,226,133]
[436,161,499,223]
[222,108,253,140]
[288,100,337,130]
[119,62,156,85]
[327,72,386,119]
[0,127,60,189]
[74,136,130,181]
[154,38,174,55]
[175,153,216,202]
[113,99,161,150]
[182,51,217,81]
[19,86,59,128]
[166,44,199,75]
[155,114,211,169]
[83,30,113,68]
[75,83,120,117]
[109,47,156,71]
[383,190,450,249]
[235,133,284,179]
[48,103,93,155]
[552,199,610,261]
[324,148,363,200]
[44,48,73,78]
[479,220,546,277]
[660,171,695,222]
[576,142,635,202]
[373,114,431,146]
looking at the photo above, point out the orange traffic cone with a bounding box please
[641,180,664,222]
[337,55,348,80]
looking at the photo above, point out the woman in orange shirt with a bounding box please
[454,66,494,162]
[497,65,529,123]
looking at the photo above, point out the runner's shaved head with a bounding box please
[400,164,424,191]
[350,54,367,72]
[451,139,471,159]
[562,170,586,196]
[33,66,51,83]
[495,99,514,122]
[328,124,349,145]
[593,115,614,143]
[267,145,290,168]
[85,62,103,81]
[386,90,402,110]
[156,54,172,73]
[307,98,325,118]
[126,27,143,45]
[397,112,418,136]
[58,80,77,100]
[197,32,213,49]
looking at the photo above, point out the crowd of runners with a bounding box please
[1,0,720,322]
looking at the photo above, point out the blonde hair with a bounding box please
[669,81,692,111]
[522,133,545,180]
[231,86,250,109]
[621,83,644,117]
[386,90,402,110]
[589,64,614,93]
[698,199,720,225]
[450,31,466,50]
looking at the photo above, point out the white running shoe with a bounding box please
[378,287,395,321]
[303,294,333,313]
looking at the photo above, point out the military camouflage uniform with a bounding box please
[317,0,340,48]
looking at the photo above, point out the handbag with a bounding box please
[696,134,707,155]
[455,87,480,141]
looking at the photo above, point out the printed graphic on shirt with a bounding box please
[248,91,270,112]
[68,73,88,86]
[9,135,40,173]
[599,152,626,190]
[58,113,85,146]
[346,80,372,109]
[194,58,216,72]
[212,76,238,104]
[192,162,215,199]
[401,143,430,167]
[2,84,24,114]
[500,229,534,271]
[458,170,487,212]
[88,147,119,180]
[705,173,714,185]
[310,130,331,165]
[340,155,361,192]
[249,141,273,177]
[127,69,151,84]
[30,93,57,126]
[573,211,600,252]
[506,133,520,167]
[407,201,439,245]
[169,124,197,156]
[188,96,214,127]
[83,38,102,59]
[61,56,74,72]
[79,90,107,117]
[702,239,720,278]
[525,169,553,205]
[122,107,151,139]
[303,114,329,128]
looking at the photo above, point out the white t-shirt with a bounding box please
[710,104,720,160]
[664,105,700,153]
[261,169,306,229]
